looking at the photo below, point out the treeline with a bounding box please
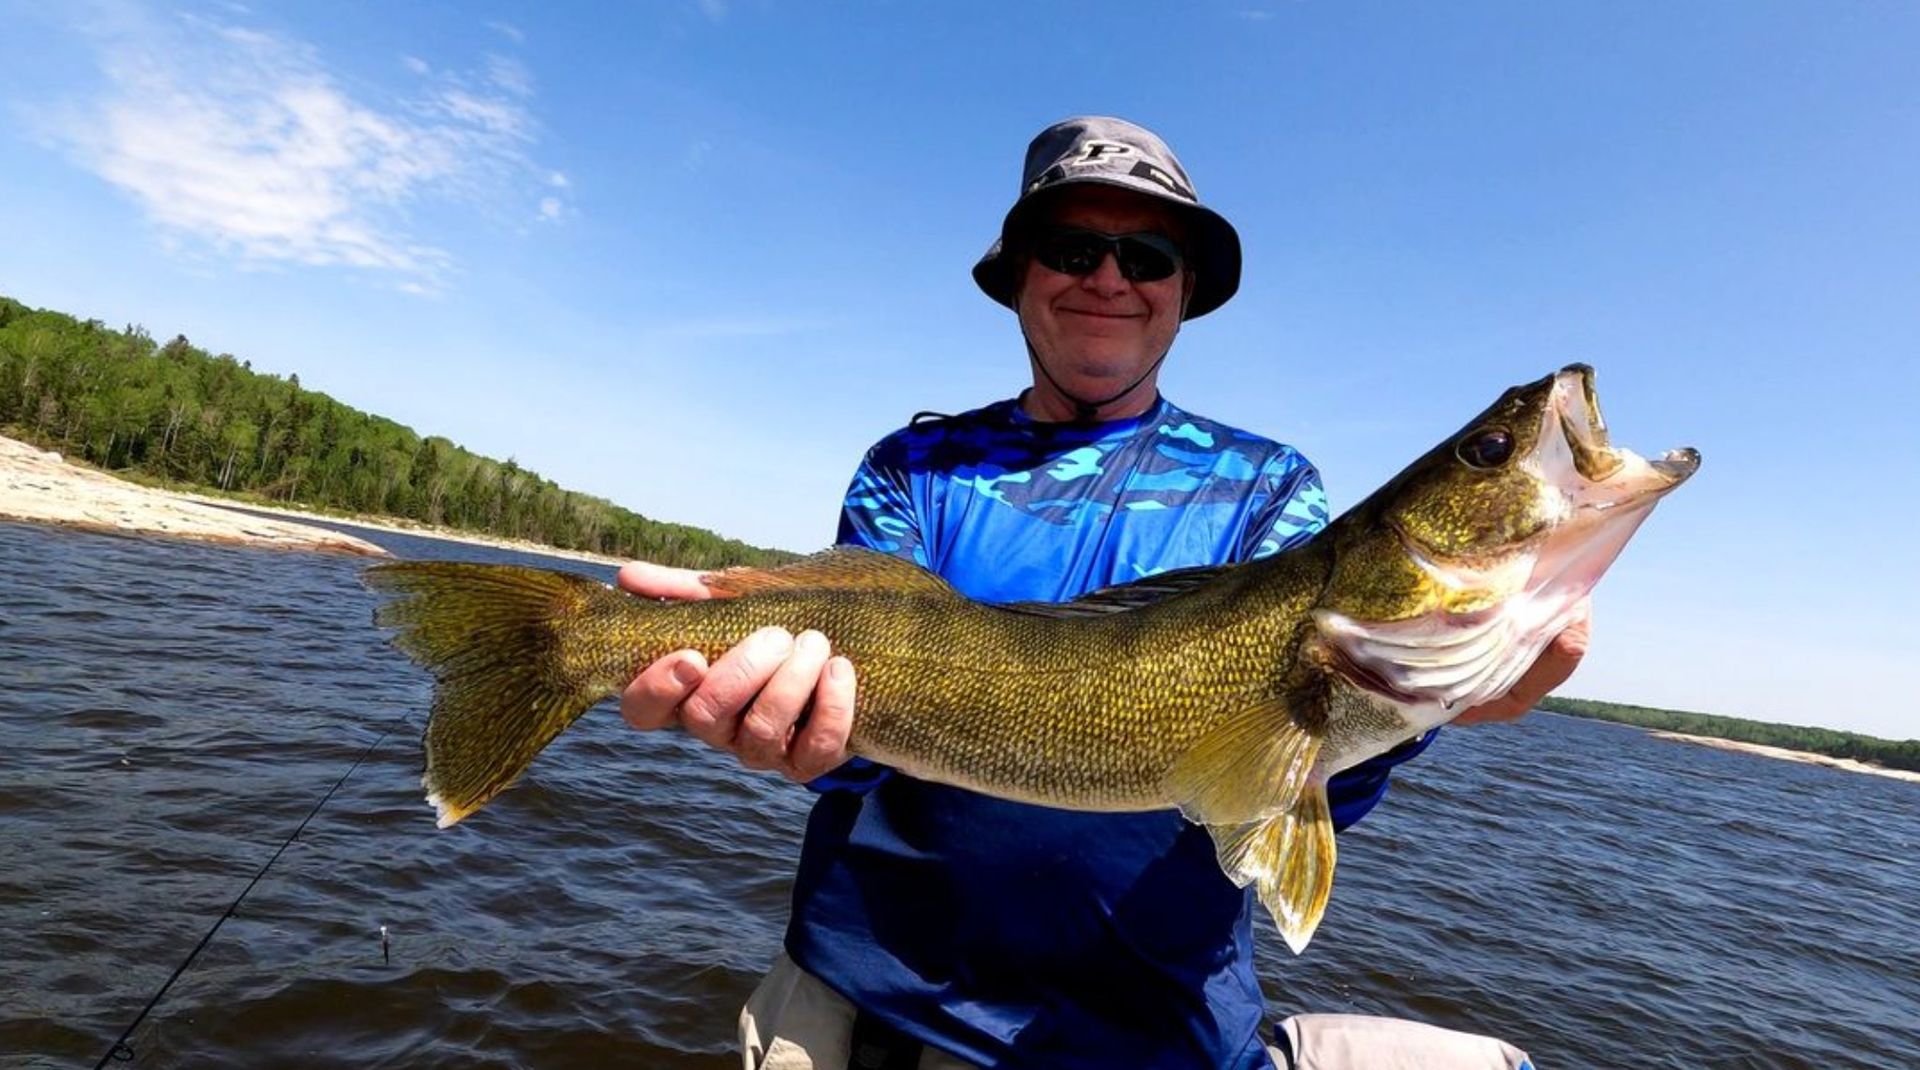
[1539,697,1920,773]
[0,294,792,568]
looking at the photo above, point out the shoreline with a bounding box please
[9,432,1913,784]
[172,491,631,567]
[0,433,628,565]
[1,434,386,556]
[1648,730,1920,784]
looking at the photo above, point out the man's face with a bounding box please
[1014,184,1190,412]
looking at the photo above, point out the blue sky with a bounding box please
[1,1,1914,740]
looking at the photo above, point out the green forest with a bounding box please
[1540,697,1920,772]
[0,294,792,569]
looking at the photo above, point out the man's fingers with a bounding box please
[621,651,708,730]
[1553,598,1593,660]
[617,622,851,782]
[1519,608,1590,702]
[1453,605,1594,726]
[679,626,793,748]
[787,656,856,783]
[615,560,714,600]
[738,630,831,771]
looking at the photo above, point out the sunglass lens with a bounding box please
[1032,229,1180,283]
[1115,239,1177,282]
[1035,231,1107,276]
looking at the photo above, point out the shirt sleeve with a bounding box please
[1328,730,1438,831]
[807,441,921,794]
[835,439,928,567]
[1242,454,1330,561]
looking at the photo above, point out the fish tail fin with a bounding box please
[364,561,631,828]
[1207,782,1337,954]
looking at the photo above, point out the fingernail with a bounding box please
[829,657,850,681]
[670,659,699,687]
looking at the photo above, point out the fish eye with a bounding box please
[1456,428,1514,469]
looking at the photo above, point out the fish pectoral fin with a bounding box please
[1166,698,1322,828]
[1206,782,1337,955]
[703,546,954,597]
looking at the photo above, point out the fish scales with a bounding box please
[556,564,1325,810]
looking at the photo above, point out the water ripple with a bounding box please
[1,519,1915,1068]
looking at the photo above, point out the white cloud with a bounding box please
[485,19,525,43]
[483,53,533,97]
[538,197,562,221]
[696,0,727,24]
[548,171,570,188]
[37,7,564,291]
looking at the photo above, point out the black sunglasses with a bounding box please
[1027,226,1184,284]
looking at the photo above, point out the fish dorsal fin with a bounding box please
[1000,562,1235,618]
[702,546,954,598]
[1164,691,1335,953]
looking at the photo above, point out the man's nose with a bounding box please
[1077,250,1132,296]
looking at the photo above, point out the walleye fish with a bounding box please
[366,364,1697,952]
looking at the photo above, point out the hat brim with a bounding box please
[971,177,1241,320]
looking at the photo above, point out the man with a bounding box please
[619,117,1582,1069]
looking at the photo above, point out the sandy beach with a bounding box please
[0,433,625,565]
[1650,730,1920,784]
[1,434,389,556]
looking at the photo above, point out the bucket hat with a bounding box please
[973,116,1242,320]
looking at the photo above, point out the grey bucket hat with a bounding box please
[972,116,1242,320]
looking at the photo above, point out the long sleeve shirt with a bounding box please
[785,395,1432,1069]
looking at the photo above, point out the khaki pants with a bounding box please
[739,954,1283,1070]
[739,955,1530,1070]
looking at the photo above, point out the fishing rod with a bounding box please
[92,710,411,1067]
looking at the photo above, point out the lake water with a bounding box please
[2,517,1915,1069]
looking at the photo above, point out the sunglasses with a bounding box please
[1027,226,1184,284]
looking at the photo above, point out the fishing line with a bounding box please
[93,709,412,1068]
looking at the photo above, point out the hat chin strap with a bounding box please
[1013,278,1189,422]
[1023,336,1168,422]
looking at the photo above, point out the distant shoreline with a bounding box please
[177,491,630,567]
[1648,730,1920,784]
[1,434,385,556]
[0,433,627,565]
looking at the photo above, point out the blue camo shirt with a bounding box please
[785,395,1432,1070]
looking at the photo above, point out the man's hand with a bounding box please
[616,560,855,783]
[1452,600,1591,726]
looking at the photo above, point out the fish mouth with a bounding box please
[1516,365,1700,668]
[1549,364,1700,508]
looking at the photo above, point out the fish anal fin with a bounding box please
[1207,782,1337,954]
[702,546,953,598]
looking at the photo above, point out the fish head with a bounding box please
[1316,364,1699,717]
[1387,362,1699,574]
